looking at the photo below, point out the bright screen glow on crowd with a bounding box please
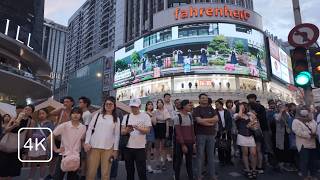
[268,38,294,84]
[114,23,267,88]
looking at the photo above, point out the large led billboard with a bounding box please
[268,39,293,84]
[114,23,267,88]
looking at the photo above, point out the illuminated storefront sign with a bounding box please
[1,19,33,49]
[175,5,251,21]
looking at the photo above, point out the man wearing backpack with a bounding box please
[173,100,196,180]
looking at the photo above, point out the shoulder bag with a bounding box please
[119,114,130,151]
[0,119,31,153]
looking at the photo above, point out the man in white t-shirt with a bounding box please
[78,96,92,180]
[79,96,92,127]
[121,98,152,180]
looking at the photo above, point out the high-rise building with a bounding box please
[64,0,116,104]
[0,0,52,104]
[42,19,68,101]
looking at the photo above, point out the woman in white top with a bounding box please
[292,106,318,180]
[154,99,171,171]
[84,96,120,180]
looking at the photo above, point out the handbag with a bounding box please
[218,131,231,150]
[61,152,80,172]
[119,114,130,151]
[0,119,31,153]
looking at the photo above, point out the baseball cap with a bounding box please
[129,98,141,107]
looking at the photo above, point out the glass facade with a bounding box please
[68,58,104,106]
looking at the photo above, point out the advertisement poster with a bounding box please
[268,39,293,84]
[114,23,267,88]
[271,56,282,78]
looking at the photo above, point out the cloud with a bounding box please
[44,0,86,25]
[255,0,320,41]
[45,0,320,42]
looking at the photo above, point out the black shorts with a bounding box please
[154,123,166,139]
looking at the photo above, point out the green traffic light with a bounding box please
[295,71,311,86]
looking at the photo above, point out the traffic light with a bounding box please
[310,47,320,88]
[291,47,311,87]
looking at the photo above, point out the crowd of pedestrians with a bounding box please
[0,93,320,180]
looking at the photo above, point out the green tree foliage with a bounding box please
[235,40,245,55]
[207,35,230,55]
[115,59,128,72]
[131,51,141,67]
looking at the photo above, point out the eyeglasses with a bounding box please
[105,103,114,106]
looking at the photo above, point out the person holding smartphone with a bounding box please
[121,99,152,180]
[234,102,258,179]
[0,105,34,179]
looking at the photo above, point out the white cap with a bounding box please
[129,98,141,107]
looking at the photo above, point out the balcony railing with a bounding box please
[0,63,52,88]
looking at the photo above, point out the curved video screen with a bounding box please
[114,23,267,88]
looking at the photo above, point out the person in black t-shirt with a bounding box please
[193,93,219,180]
[247,94,267,174]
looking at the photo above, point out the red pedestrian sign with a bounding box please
[288,23,319,48]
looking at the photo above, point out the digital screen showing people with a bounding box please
[114,23,267,88]
[268,38,294,84]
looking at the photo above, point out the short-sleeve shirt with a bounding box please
[174,112,195,144]
[155,109,171,124]
[82,110,93,126]
[122,112,152,149]
[193,105,217,135]
[53,121,86,155]
[164,103,176,126]
[174,113,193,126]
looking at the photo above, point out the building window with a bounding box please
[143,28,172,47]
[235,24,252,34]
[178,23,218,38]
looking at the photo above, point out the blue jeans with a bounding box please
[196,135,216,178]
[299,147,318,177]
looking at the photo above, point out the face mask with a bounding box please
[300,110,309,117]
